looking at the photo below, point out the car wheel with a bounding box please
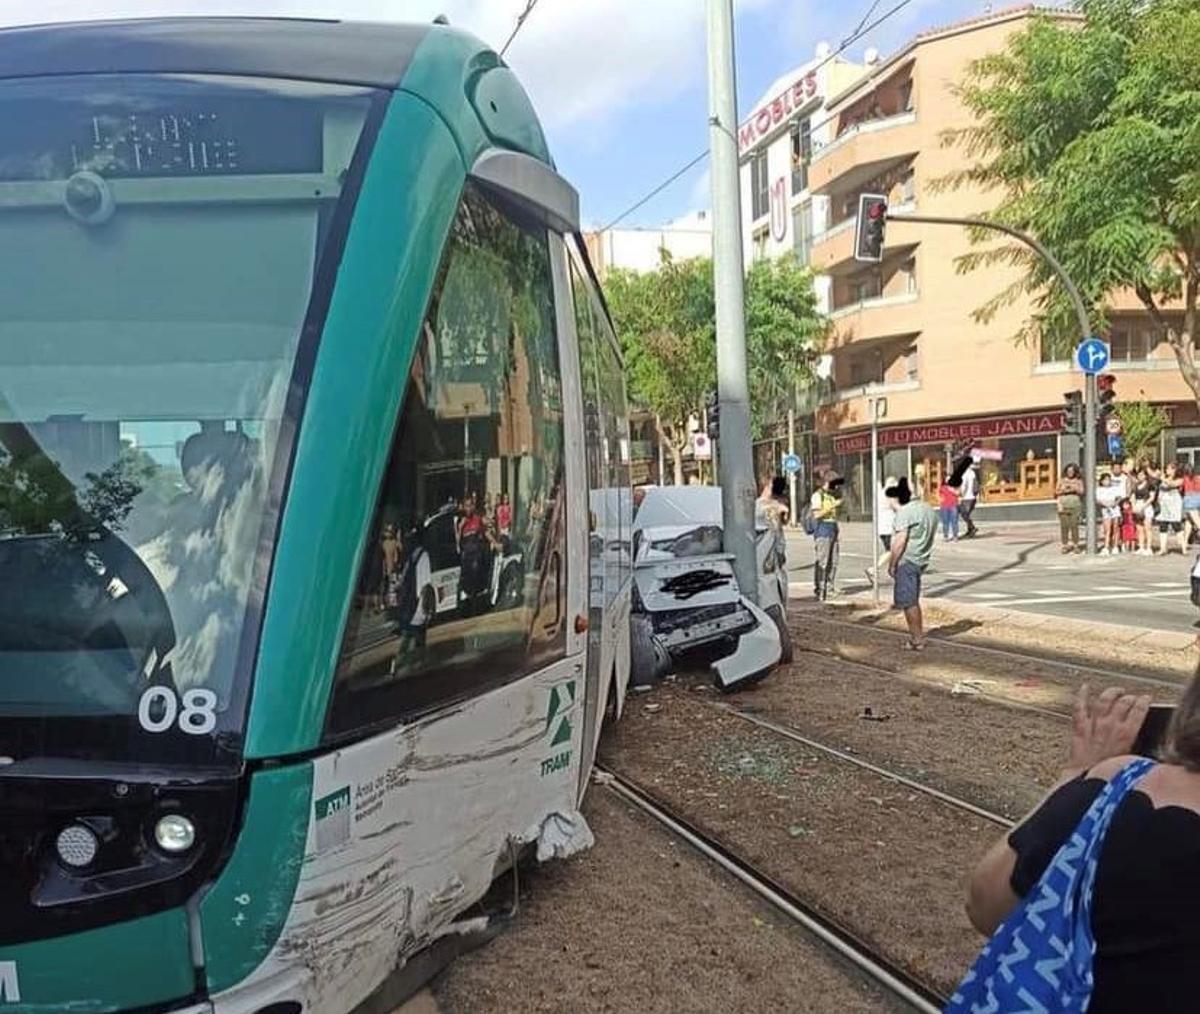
[765,603,793,664]
[630,614,670,686]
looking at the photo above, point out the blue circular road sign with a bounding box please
[1076,337,1111,375]
[781,453,801,475]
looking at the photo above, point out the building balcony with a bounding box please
[809,111,919,196]
[810,200,917,274]
[828,292,922,347]
[823,377,921,406]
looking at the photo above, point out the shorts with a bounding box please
[1159,520,1182,534]
[879,534,892,551]
[893,561,923,610]
[1102,506,1121,522]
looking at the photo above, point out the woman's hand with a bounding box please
[1068,684,1151,773]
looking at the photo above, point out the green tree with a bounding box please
[606,254,715,484]
[1114,399,1169,462]
[940,0,1200,402]
[606,250,825,484]
[745,253,827,434]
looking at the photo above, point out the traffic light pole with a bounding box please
[706,0,759,601]
[888,212,1096,555]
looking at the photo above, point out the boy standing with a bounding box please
[886,477,937,650]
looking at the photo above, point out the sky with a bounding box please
[0,0,1021,228]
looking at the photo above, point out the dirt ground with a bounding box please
[721,649,1063,821]
[601,690,998,996]
[831,602,1198,683]
[798,611,1188,716]
[433,789,901,1013]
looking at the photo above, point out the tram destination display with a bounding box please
[0,92,325,180]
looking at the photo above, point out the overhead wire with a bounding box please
[500,0,543,57]
[599,0,916,232]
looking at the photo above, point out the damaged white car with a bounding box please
[630,486,792,690]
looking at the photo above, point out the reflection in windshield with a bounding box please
[0,74,373,739]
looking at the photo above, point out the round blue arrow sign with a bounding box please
[1076,337,1111,375]
[781,453,801,475]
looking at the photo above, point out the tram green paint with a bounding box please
[200,763,313,993]
[0,910,192,1010]
[244,92,464,759]
[246,28,558,759]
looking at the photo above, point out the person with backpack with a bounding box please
[807,473,843,601]
[389,524,433,675]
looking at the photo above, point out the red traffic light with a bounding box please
[1097,373,1116,393]
[867,201,886,220]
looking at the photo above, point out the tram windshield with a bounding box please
[0,74,377,762]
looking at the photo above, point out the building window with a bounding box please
[848,354,883,387]
[751,150,769,221]
[790,118,812,195]
[1110,326,1156,362]
[976,435,1058,504]
[902,257,917,294]
[899,79,914,112]
[793,202,813,264]
[900,167,916,204]
[752,227,769,262]
[851,272,881,302]
[325,182,568,741]
[905,344,919,381]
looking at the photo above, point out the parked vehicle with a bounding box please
[0,17,631,1012]
[630,486,789,688]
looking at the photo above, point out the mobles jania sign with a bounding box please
[739,71,818,154]
[833,411,1067,454]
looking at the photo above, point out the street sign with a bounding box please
[1107,433,1124,459]
[781,453,801,475]
[1075,337,1111,375]
[1105,417,1123,436]
[692,432,712,460]
[972,447,1004,462]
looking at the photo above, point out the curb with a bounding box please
[833,591,1198,653]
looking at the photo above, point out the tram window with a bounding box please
[326,182,568,739]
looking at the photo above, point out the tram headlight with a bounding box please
[56,823,100,869]
[154,814,197,854]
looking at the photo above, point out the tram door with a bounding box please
[567,248,611,799]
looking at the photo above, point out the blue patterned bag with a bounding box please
[946,757,1154,1013]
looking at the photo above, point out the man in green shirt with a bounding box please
[886,476,936,649]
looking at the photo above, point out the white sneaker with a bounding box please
[1099,547,1110,556]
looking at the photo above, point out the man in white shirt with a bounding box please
[958,462,980,538]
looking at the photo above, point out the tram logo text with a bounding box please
[540,679,576,777]
[0,961,19,1004]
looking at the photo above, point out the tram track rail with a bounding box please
[802,612,1186,693]
[594,762,947,1013]
[712,702,1015,829]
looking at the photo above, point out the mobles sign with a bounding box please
[739,70,818,154]
[833,411,1066,454]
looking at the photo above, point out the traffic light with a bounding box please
[705,390,720,441]
[1097,373,1117,423]
[854,193,888,263]
[1063,390,1083,435]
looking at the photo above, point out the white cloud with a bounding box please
[0,0,779,133]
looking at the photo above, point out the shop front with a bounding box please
[829,409,1065,520]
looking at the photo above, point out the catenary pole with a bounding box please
[888,212,1096,555]
[706,0,759,600]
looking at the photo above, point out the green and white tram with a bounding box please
[0,17,632,1012]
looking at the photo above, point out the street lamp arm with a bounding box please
[887,213,1090,338]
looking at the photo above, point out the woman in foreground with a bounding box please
[963,678,1199,1011]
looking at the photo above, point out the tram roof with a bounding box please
[0,18,435,89]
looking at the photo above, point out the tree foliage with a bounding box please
[605,250,826,482]
[1114,399,1169,462]
[940,0,1200,403]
